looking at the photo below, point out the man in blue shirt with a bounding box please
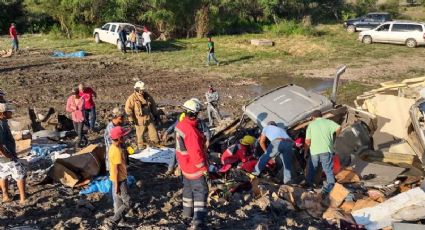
[104,107,126,171]
[252,121,294,184]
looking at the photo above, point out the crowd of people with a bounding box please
[8,23,221,66]
[118,26,153,54]
[0,80,342,229]
[2,23,341,230]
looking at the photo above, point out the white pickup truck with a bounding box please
[93,22,143,50]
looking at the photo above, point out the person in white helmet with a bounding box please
[175,99,209,230]
[125,81,159,149]
[161,98,211,175]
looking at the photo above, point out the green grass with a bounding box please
[1,24,424,82]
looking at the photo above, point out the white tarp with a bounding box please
[130,147,175,166]
[352,187,425,229]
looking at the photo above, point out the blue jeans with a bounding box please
[168,151,176,171]
[111,180,131,224]
[120,40,127,53]
[84,107,96,130]
[307,152,335,192]
[254,139,294,184]
[207,52,219,65]
[12,39,19,51]
[130,42,138,52]
[145,42,151,53]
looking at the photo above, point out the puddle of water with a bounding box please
[252,73,335,96]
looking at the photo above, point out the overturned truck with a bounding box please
[209,66,421,182]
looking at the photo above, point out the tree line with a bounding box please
[0,0,411,39]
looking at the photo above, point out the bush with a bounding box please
[378,0,400,18]
[341,10,357,21]
[263,20,317,36]
[48,24,62,38]
[71,24,93,38]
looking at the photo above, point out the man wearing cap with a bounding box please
[9,23,19,52]
[220,135,257,173]
[104,107,126,171]
[125,81,160,150]
[103,126,132,229]
[0,103,27,204]
[205,85,222,127]
[305,110,341,194]
[252,121,295,184]
[175,99,209,229]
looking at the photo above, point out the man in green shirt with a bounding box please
[305,110,341,194]
[207,37,219,66]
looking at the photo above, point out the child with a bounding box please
[207,37,219,66]
[129,29,138,53]
[102,126,131,229]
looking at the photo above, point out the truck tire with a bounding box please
[406,38,417,48]
[94,33,100,43]
[347,25,356,33]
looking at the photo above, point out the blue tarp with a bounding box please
[31,144,68,157]
[79,175,136,195]
[51,51,86,58]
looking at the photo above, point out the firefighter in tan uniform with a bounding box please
[125,81,159,149]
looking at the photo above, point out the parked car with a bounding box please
[344,12,392,33]
[93,22,143,50]
[358,21,425,48]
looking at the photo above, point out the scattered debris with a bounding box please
[352,187,425,229]
[130,146,175,167]
[393,223,425,230]
[329,183,350,208]
[335,168,360,184]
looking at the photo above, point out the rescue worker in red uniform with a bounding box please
[219,135,257,173]
[175,99,209,230]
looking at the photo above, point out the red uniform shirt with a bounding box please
[79,87,96,109]
[175,117,207,179]
[220,144,257,173]
[9,26,17,39]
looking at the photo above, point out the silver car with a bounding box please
[359,21,425,48]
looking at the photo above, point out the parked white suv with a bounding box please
[93,22,143,50]
[359,21,425,48]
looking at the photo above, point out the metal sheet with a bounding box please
[393,223,425,230]
[352,158,405,187]
[243,84,333,129]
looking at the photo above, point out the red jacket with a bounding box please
[9,26,17,39]
[220,144,257,173]
[175,117,207,179]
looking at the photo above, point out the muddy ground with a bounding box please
[0,50,336,230]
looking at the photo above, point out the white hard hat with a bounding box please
[0,103,15,113]
[134,81,145,90]
[183,99,201,113]
[190,98,202,107]
[111,107,125,118]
